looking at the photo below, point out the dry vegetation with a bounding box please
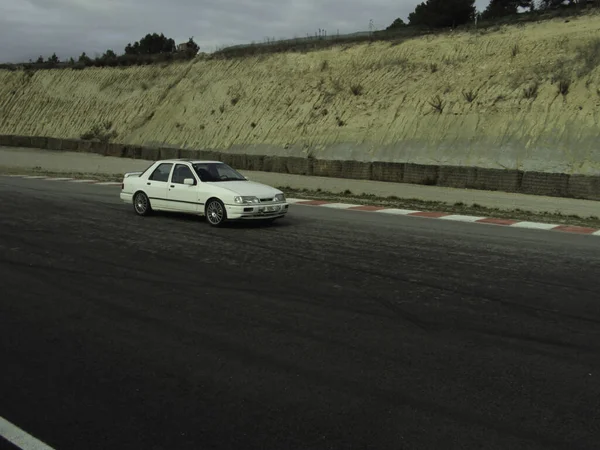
[1,10,600,175]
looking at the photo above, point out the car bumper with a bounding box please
[225,202,289,220]
[120,192,133,203]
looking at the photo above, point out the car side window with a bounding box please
[193,165,212,182]
[149,163,173,182]
[171,164,196,184]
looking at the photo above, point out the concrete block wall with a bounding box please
[1,134,599,201]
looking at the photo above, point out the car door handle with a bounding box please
[147,182,151,185]
[170,185,175,188]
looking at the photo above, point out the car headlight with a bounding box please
[234,196,260,204]
[274,193,285,202]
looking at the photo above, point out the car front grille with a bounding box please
[259,198,274,203]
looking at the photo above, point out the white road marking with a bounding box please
[509,221,560,230]
[46,178,73,181]
[319,203,362,209]
[286,198,310,204]
[438,214,486,223]
[68,179,96,183]
[95,182,121,186]
[592,230,600,236]
[21,176,47,179]
[0,416,55,450]
[375,208,421,215]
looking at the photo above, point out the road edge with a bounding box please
[3,173,599,236]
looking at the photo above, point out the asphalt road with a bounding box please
[1,177,600,450]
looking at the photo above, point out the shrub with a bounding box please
[350,83,364,96]
[428,95,445,113]
[463,90,477,102]
[80,121,118,142]
[557,79,570,96]
[511,43,519,58]
[523,82,538,99]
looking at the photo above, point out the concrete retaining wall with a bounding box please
[2,134,599,201]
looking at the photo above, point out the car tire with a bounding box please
[205,198,227,227]
[133,191,152,216]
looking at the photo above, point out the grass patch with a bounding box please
[350,83,364,96]
[557,79,570,96]
[463,90,477,103]
[523,82,539,99]
[80,121,118,143]
[428,95,445,113]
[575,37,600,78]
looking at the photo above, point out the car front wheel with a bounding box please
[133,191,152,216]
[205,199,227,227]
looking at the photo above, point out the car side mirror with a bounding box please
[184,178,195,186]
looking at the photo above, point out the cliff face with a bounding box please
[1,13,600,175]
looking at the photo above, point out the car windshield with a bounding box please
[192,163,247,182]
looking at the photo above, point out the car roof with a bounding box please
[158,159,223,164]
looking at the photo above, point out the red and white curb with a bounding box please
[286,198,600,236]
[3,174,599,236]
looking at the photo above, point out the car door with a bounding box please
[167,163,201,213]
[145,162,173,210]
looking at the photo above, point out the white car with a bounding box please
[120,159,289,226]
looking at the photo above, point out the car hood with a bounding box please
[208,180,281,197]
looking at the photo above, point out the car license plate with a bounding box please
[266,206,279,212]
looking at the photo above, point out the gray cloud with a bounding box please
[0,0,490,63]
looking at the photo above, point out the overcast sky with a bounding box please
[0,0,491,63]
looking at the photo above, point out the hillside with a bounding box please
[1,12,600,175]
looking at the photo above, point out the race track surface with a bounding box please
[1,177,600,450]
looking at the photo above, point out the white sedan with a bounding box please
[120,159,289,226]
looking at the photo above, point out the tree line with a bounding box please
[15,0,596,68]
[386,0,593,30]
[31,33,200,68]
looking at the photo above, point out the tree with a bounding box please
[408,0,476,28]
[103,49,117,59]
[124,33,176,55]
[47,53,59,63]
[482,0,533,19]
[386,18,407,30]
[185,37,200,56]
[36,55,44,63]
[78,52,92,65]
